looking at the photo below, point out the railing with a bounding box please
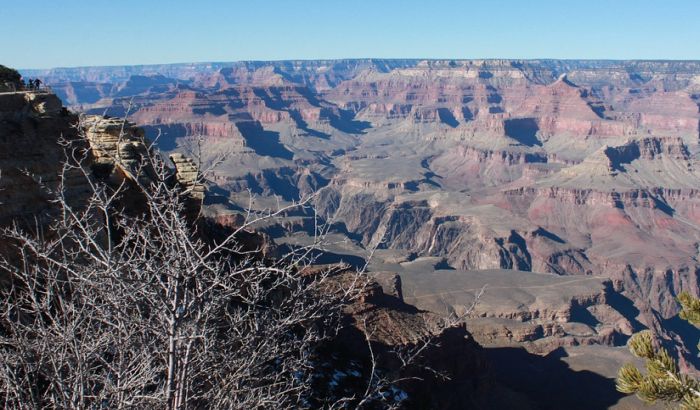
[0,82,53,94]
[32,85,53,93]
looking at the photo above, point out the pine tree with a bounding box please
[0,65,22,89]
[616,292,700,409]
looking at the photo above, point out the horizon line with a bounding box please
[18,57,700,72]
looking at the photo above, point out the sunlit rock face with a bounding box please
[0,91,204,229]
[27,59,700,372]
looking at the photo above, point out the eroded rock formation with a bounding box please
[0,86,542,409]
[27,59,700,381]
[0,90,204,227]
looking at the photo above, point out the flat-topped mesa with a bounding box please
[532,135,699,193]
[598,136,691,173]
[626,136,689,161]
[451,145,548,165]
[428,145,552,189]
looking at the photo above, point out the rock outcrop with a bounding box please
[396,268,633,353]
[0,91,88,226]
[0,91,204,229]
[83,115,155,184]
[170,152,205,216]
[334,268,527,409]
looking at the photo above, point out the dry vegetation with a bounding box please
[0,125,368,409]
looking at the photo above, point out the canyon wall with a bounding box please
[27,59,700,372]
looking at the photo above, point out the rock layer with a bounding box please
[29,59,700,372]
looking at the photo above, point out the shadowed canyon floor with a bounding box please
[23,59,700,407]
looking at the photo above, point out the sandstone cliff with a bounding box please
[0,90,203,229]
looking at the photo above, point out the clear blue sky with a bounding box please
[3,0,699,69]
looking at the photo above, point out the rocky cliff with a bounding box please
[0,91,87,226]
[0,90,203,230]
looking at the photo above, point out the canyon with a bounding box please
[21,59,700,406]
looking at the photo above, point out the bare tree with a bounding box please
[0,120,372,409]
[0,117,478,409]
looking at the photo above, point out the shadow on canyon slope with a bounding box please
[663,314,700,369]
[462,106,475,122]
[504,118,542,147]
[252,87,333,139]
[192,103,226,116]
[252,88,290,110]
[288,110,332,139]
[235,121,294,160]
[437,108,460,128]
[308,250,366,269]
[328,108,372,134]
[532,227,566,244]
[275,243,367,270]
[605,287,645,332]
[484,347,626,410]
[140,123,184,151]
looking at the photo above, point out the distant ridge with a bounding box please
[21,58,700,84]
